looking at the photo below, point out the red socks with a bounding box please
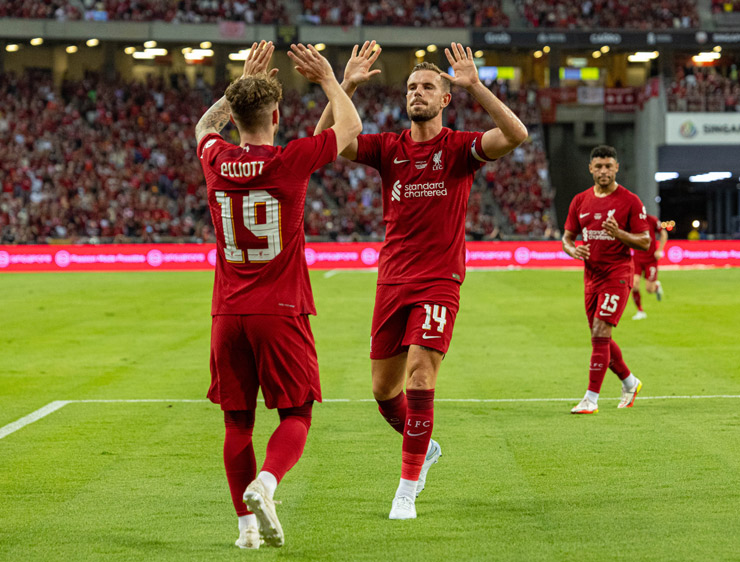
[223,410,256,517]
[377,392,407,435]
[609,339,631,380]
[588,337,611,393]
[632,289,643,311]
[261,402,313,483]
[401,389,434,481]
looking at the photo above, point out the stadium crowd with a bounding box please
[516,0,699,28]
[300,0,509,27]
[0,0,288,24]
[666,66,740,112]
[0,69,557,245]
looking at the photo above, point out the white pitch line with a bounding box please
[0,400,70,440]
[323,269,341,279]
[3,394,740,441]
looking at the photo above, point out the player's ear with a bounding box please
[272,108,279,125]
[440,92,452,108]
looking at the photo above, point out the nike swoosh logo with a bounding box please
[393,158,410,164]
[421,333,441,339]
[407,431,427,437]
[580,213,590,219]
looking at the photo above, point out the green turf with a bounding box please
[1,269,739,561]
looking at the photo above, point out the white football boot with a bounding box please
[571,397,598,414]
[415,439,441,498]
[618,379,643,408]
[389,494,417,520]
[235,526,262,549]
[243,479,284,547]
[632,310,647,320]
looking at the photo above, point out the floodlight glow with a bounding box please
[5,44,19,52]
[144,48,168,56]
[86,38,99,47]
[200,41,212,49]
[628,52,659,62]
[66,46,78,54]
[132,51,156,59]
[692,220,700,228]
[592,51,601,58]
[600,45,610,53]
[415,49,425,58]
[185,49,214,60]
[30,38,44,46]
[315,43,326,51]
[228,49,251,61]
[144,40,157,49]
[688,172,732,183]
[426,45,437,53]
[543,46,550,53]
[124,46,136,55]
[533,51,543,59]
[474,50,484,58]
[654,172,679,182]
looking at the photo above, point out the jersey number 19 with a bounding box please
[215,190,282,263]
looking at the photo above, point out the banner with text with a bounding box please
[666,113,740,145]
[2,241,740,273]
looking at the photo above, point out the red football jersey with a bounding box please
[355,128,489,284]
[633,214,662,263]
[198,129,337,316]
[564,184,649,289]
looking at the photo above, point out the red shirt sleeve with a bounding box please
[281,128,338,177]
[198,132,230,167]
[354,133,384,169]
[626,194,649,234]
[564,193,581,233]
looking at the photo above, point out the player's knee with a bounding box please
[278,401,313,430]
[406,365,435,390]
[224,409,255,430]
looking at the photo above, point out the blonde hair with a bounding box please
[410,62,450,93]
[225,73,283,130]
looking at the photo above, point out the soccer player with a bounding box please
[314,42,528,519]
[562,145,650,415]
[195,40,361,548]
[631,214,667,320]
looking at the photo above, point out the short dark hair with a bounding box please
[225,73,283,131]
[409,62,450,93]
[590,145,618,161]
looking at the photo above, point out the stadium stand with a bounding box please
[666,66,740,112]
[0,69,557,244]
[300,0,509,27]
[515,0,699,29]
[0,0,288,24]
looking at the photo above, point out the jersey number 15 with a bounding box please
[215,190,282,263]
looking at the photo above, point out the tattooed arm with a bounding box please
[195,96,231,144]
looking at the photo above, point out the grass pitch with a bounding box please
[1,268,739,561]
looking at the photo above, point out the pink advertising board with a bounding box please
[1,241,739,273]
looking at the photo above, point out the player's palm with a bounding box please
[343,41,382,87]
[441,43,480,89]
[241,40,278,78]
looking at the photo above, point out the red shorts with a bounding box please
[633,259,659,282]
[585,283,631,328]
[209,314,321,411]
[370,281,460,360]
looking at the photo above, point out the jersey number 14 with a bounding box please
[215,190,282,263]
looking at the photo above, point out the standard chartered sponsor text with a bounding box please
[404,181,447,198]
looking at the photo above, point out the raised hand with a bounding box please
[287,43,335,85]
[342,41,382,88]
[242,40,279,79]
[440,43,480,89]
